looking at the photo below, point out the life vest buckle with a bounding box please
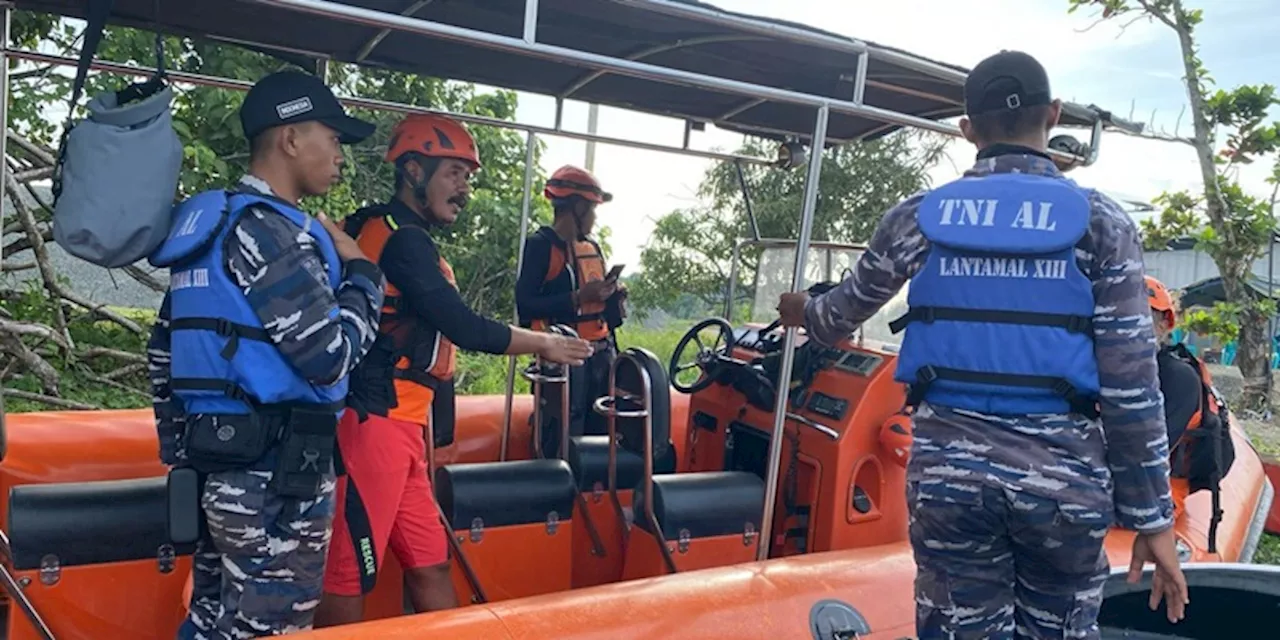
[1065,315,1092,334]
[1052,379,1075,398]
[915,366,938,385]
[213,318,234,337]
[919,307,936,324]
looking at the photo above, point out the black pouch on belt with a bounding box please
[184,412,278,473]
[272,406,339,499]
[167,466,205,545]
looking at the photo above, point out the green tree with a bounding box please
[12,14,550,318]
[629,131,948,319]
[0,12,548,409]
[1069,0,1279,411]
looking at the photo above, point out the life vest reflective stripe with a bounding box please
[531,232,609,341]
[353,212,458,387]
[148,189,347,416]
[890,173,1100,417]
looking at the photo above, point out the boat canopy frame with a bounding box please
[0,0,1141,586]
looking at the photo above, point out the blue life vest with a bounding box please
[148,189,348,417]
[889,173,1100,417]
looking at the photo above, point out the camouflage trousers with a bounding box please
[908,479,1113,640]
[177,448,337,640]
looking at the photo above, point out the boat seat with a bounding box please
[8,475,194,570]
[6,476,194,639]
[613,347,675,467]
[623,471,765,578]
[634,471,764,540]
[564,434,657,588]
[623,471,764,578]
[435,459,576,603]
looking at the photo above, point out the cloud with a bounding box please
[507,0,1277,270]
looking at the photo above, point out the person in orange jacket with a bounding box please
[313,114,593,627]
[515,165,628,458]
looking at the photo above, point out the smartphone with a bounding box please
[606,264,625,281]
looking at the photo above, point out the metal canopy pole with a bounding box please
[500,130,538,461]
[0,2,10,450]
[755,105,829,562]
[248,0,1090,164]
[3,49,772,167]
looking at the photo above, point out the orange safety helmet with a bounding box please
[384,113,481,169]
[1146,275,1176,324]
[544,165,612,204]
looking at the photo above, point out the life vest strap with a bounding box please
[393,367,443,390]
[889,306,1092,335]
[171,317,274,360]
[171,377,346,414]
[906,365,1100,419]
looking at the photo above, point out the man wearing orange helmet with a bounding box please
[314,114,592,627]
[1147,276,1235,514]
[1147,277,1199,446]
[516,165,627,457]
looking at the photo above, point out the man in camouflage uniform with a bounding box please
[778,51,1188,639]
[148,71,385,638]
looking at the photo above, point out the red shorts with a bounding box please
[323,409,448,597]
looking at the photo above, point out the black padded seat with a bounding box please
[7,476,194,571]
[566,435,679,494]
[435,459,576,530]
[614,347,673,464]
[632,471,764,540]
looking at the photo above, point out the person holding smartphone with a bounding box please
[516,165,628,459]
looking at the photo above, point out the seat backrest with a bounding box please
[614,347,672,467]
[8,475,192,571]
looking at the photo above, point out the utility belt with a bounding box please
[176,381,343,500]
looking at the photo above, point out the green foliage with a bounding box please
[630,132,948,318]
[9,13,549,320]
[1068,0,1280,407]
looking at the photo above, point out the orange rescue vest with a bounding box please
[354,213,457,425]
[533,236,609,341]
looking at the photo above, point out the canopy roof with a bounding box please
[10,0,1143,146]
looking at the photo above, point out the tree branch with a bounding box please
[1134,0,1178,29]
[5,170,73,348]
[3,388,100,410]
[82,347,147,363]
[122,265,167,293]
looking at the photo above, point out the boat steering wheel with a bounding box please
[668,317,746,394]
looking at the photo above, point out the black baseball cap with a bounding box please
[964,50,1053,116]
[240,70,375,144]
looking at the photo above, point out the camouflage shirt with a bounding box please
[804,148,1175,534]
[148,175,385,465]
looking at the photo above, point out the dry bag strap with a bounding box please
[889,306,1092,335]
[53,0,114,199]
[906,365,1100,420]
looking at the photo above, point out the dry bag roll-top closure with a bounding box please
[51,0,183,268]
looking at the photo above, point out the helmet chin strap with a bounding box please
[404,160,446,225]
[572,201,589,241]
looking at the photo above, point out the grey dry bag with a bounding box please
[51,0,182,269]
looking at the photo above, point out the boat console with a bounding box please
[666,283,912,559]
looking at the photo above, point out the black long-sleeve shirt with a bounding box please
[515,226,578,327]
[373,199,511,354]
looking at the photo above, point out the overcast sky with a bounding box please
[498,0,1280,269]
